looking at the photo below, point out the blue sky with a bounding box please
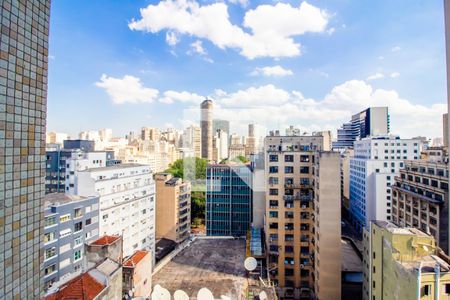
[47,0,447,139]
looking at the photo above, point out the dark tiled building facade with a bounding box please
[0,0,51,297]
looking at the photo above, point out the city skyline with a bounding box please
[47,0,446,139]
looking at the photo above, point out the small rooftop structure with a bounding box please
[155,238,177,262]
[79,163,148,172]
[45,272,105,300]
[90,235,121,247]
[123,250,150,268]
[372,220,429,236]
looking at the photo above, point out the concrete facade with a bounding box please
[155,173,191,243]
[123,250,152,298]
[75,164,156,259]
[264,135,341,299]
[201,100,213,161]
[43,194,99,292]
[349,136,422,232]
[0,0,51,297]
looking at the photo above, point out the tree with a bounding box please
[165,157,207,180]
[219,155,249,164]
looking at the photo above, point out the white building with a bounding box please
[74,164,156,259]
[349,136,422,232]
[213,129,228,162]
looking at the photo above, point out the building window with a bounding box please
[284,155,294,162]
[44,264,56,276]
[45,216,57,228]
[74,236,83,247]
[74,250,82,261]
[269,189,279,195]
[269,155,278,162]
[74,222,83,232]
[74,208,83,218]
[300,167,309,174]
[44,232,56,244]
[285,166,294,173]
[45,247,57,260]
[85,218,92,226]
[445,284,450,294]
[60,214,71,223]
[422,285,431,296]
[269,166,278,173]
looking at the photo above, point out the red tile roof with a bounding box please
[90,235,120,246]
[123,250,149,268]
[45,272,105,300]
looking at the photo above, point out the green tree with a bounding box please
[165,157,207,180]
[219,155,249,164]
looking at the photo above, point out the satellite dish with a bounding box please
[259,291,268,300]
[244,257,257,271]
[220,296,232,300]
[197,287,214,300]
[174,290,189,300]
[152,285,171,300]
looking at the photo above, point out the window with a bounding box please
[422,284,431,296]
[85,218,92,226]
[269,155,278,162]
[445,283,450,295]
[74,236,83,247]
[269,189,279,195]
[45,247,57,260]
[285,166,294,173]
[74,208,83,218]
[60,214,71,223]
[44,264,56,276]
[269,211,278,218]
[284,155,294,162]
[74,250,82,261]
[269,166,278,174]
[44,232,56,244]
[300,167,309,174]
[45,216,57,227]
[74,222,83,232]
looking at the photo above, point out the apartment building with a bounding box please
[155,173,191,243]
[43,194,99,292]
[213,129,229,163]
[183,125,202,158]
[349,136,421,232]
[74,164,156,258]
[122,250,153,298]
[333,107,390,149]
[206,164,253,236]
[264,135,341,299]
[392,160,449,253]
[363,220,450,300]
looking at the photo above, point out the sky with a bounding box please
[47,0,447,139]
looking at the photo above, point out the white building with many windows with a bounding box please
[349,136,422,232]
[74,164,156,259]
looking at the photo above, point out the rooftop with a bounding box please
[123,250,150,268]
[400,254,450,273]
[373,220,429,236]
[90,235,121,246]
[45,272,105,300]
[341,238,363,273]
[79,163,149,172]
[152,238,247,299]
[44,193,94,207]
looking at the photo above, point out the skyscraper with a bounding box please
[0,0,51,297]
[201,99,213,161]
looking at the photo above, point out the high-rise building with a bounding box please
[213,129,228,162]
[264,135,341,299]
[391,160,449,253]
[213,119,230,135]
[43,193,99,292]
[349,136,422,232]
[444,113,448,148]
[0,0,51,297]
[333,107,390,149]
[201,99,213,161]
[363,220,450,300]
[74,164,156,258]
[155,173,191,243]
[141,127,160,142]
[206,164,252,236]
[183,125,201,158]
[46,132,69,145]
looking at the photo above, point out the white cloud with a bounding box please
[390,72,400,78]
[129,0,330,59]
[326,27,336,35]
[228,0,248,7]
[95,74,159,104]
[391,46,401,52]
[165,31,179,46]
[189,40,206,55]
[251,65,293,77]
[159,90,204,104]
[218,84,291,107]
[366,73,384,81]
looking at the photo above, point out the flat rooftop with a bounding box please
[79,163,148,172]
[152,239,247,299]
[341,238,363,273]
[44,193,93,207]
[373,220,429,236]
